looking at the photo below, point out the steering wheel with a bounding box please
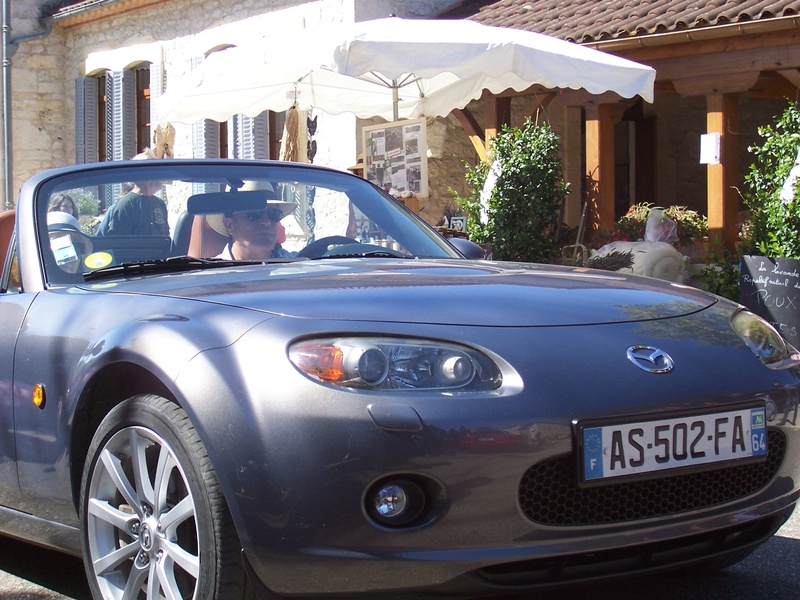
[297,235,359,258]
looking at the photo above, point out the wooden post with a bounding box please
[484,96,512,155]
[706,94,739,251]
[585,103,616,235]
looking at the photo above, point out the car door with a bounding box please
[0,236,35,507]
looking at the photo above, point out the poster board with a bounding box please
[739,255,800,345]
[362,118,428,197]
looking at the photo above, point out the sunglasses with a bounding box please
[241,207,285,223]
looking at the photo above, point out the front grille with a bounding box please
[519,429,786,525]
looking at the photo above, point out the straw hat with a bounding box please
[206,182,296,237]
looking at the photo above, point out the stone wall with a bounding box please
[2,0,71,205]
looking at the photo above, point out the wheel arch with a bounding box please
[69,361,176,511]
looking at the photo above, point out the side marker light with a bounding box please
[33,384,46,409]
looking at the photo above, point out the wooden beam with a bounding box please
[520,92,556,122]
[558,89,627,107]
[585,104,616,235]
[614,27,800,64]
[706,94,740,251]
[451,108,487,162]
[646,42,800,82]
[672,71,761,96]
[484,96,512,145]
[778,68,800,88]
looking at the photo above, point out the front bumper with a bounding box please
[176,314,800,596]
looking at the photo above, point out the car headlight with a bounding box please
[289,337,503,391]
[730,309,800,369]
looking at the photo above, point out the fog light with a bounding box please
[368,479,425,527]
[375,484,407,517]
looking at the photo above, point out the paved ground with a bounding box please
[1,505,798,599]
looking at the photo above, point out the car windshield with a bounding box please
[37,160,459,284]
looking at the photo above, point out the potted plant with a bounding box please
[594,202,708,259]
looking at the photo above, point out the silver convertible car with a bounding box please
[0,159,799,600]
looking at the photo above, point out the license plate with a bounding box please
[581,406,767,482]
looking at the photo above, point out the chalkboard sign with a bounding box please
[739,255,800,345]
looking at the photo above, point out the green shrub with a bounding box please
[741,100,800,259]
[452,119,569,263]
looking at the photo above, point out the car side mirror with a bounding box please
[448,237,486,260]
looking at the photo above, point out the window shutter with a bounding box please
[179,58,217,160]
[104,75,114,162]
[231,112,269,160]
[192,120,220,159]
[231,115,249,159]
[75,77,98,164]
[191,120,221,196]
[252,112,269,159]
[149,61,165,133]
[184,57,218,160]
[109,70,136,161]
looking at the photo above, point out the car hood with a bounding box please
[79,259,718,327]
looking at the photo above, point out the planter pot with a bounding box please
[739,255,800,345]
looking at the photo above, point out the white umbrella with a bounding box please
[158,17,655,124]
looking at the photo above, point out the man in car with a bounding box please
[207,185,296,260]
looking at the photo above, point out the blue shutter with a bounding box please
[231,114,249,159]
[75,77,98,164]
[104,74,114,162]
[149,61,164,138]
[192,120,220,158]
[232,112,269,159]
[110,70,136,161]
[187,57,220,160]
[192,119,220,195]
[253,112,269,159]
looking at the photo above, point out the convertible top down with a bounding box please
[0,159,798,599]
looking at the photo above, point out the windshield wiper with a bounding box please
[83,255,295,281]
[312,250,413,260]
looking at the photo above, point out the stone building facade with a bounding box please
[6,0,793,245]
[2,0,476,225]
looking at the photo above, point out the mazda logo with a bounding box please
[626,345,674,373]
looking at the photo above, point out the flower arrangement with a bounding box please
[594,202,708,250]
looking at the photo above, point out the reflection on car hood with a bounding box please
[79,259,717,327]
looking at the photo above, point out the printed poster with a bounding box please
[362,118,428,197]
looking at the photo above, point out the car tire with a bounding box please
[79,394,252,600]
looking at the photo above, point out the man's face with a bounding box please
[223,207,284,259]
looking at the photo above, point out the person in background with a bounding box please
[99,150,169,236]
[49,193,79,220]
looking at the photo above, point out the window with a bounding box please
[187,50,285,161]
[76,63,153,165]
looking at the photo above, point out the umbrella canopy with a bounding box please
[158,17,655,124]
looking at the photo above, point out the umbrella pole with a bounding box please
[392,83,399,121]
